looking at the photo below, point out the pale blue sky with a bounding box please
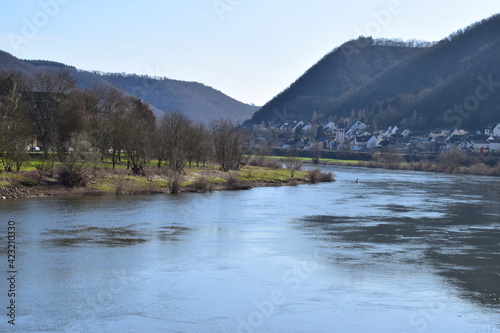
[1,0,499,105]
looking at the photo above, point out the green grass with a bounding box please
[239,165,307,182]
[190,175,226,184]
[318,158,368,165]
[1,155,315,197]
[99,159,129,169]
[257,155,368,166]
[204,176,226,184]
[1,157,66,172]
[90,174,168,193]
[0,172,37,187]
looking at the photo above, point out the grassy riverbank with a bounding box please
[0,157,335,199]
[268,152,500,177]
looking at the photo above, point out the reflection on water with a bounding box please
[300,212,500,307]
[42,224,193,247]
[0,165,499,332]
[298,168,500,309]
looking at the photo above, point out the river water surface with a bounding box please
[1,166,499,333]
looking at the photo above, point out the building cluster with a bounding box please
[250,120,500,154]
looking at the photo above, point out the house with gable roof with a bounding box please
[493,123,500,137]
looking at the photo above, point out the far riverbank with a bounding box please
[270,149,500,177]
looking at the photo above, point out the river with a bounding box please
[0,165,499,333]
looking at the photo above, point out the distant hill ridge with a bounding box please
[0,53,258,124]
[251,14,500,130]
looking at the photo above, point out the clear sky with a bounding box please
[1,0,500,106]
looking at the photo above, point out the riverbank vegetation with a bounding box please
[276,150,500,176]
[341,151,500,176]
[0,70,337,199]
[0,156,331,199]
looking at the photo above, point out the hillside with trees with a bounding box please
[251,14,500,130]
[0,53,257,125]
[0,69,334,198]
[251,38,425,123]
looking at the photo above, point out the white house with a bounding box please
[301,124,312,132]
[451,129,468,136]
[489,138,500,151]
[349,121,368,132]
[468,135,494,152]
[493,123,500,137]
[401,129,411,137]
[383,126,399,138]
[366,135,380,150]
[324,121,337,133]
[350,135,379,150]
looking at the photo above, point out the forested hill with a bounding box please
[0,54,257,124]
[0,50,40,74]
[251,14,500,130]
[251,38,425,123]
[99,74,257,124]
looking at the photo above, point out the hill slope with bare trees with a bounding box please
[0,52,257,124]
[251,14,500,130]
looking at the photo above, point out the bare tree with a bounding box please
[284,146,303,178]
[58,133,100,187]
[0,74,33,171]
[166,169,183,194]
[253,140,273,166]
[121,98,156,175]
[189,124,212,167]
[26,70,76,157]
[56,90,89,160]
[154,118,169,168]
[310,142,322,164]
[85,86,129,168]
[211,119,248,172]
[158,111,194,173]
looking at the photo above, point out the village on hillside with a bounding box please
[247,120,500,155]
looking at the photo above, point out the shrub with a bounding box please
[247,157,261,167]
[308,169,321,184]
[467,163,493,176]
[436,150,471,173]
[248,156,282,169]
[167,171,183,194]
[308,168,335,183]
[58,168,86,187]
[413,160,433,172]
[262,158,282,169]
[225,174,251,190]
[318,171,335,182]
[24,169,44,185]
[192,176,213,193]
[58,134,100,187]
[225,174,240,189]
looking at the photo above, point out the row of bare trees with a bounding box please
[0,70,248,183]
